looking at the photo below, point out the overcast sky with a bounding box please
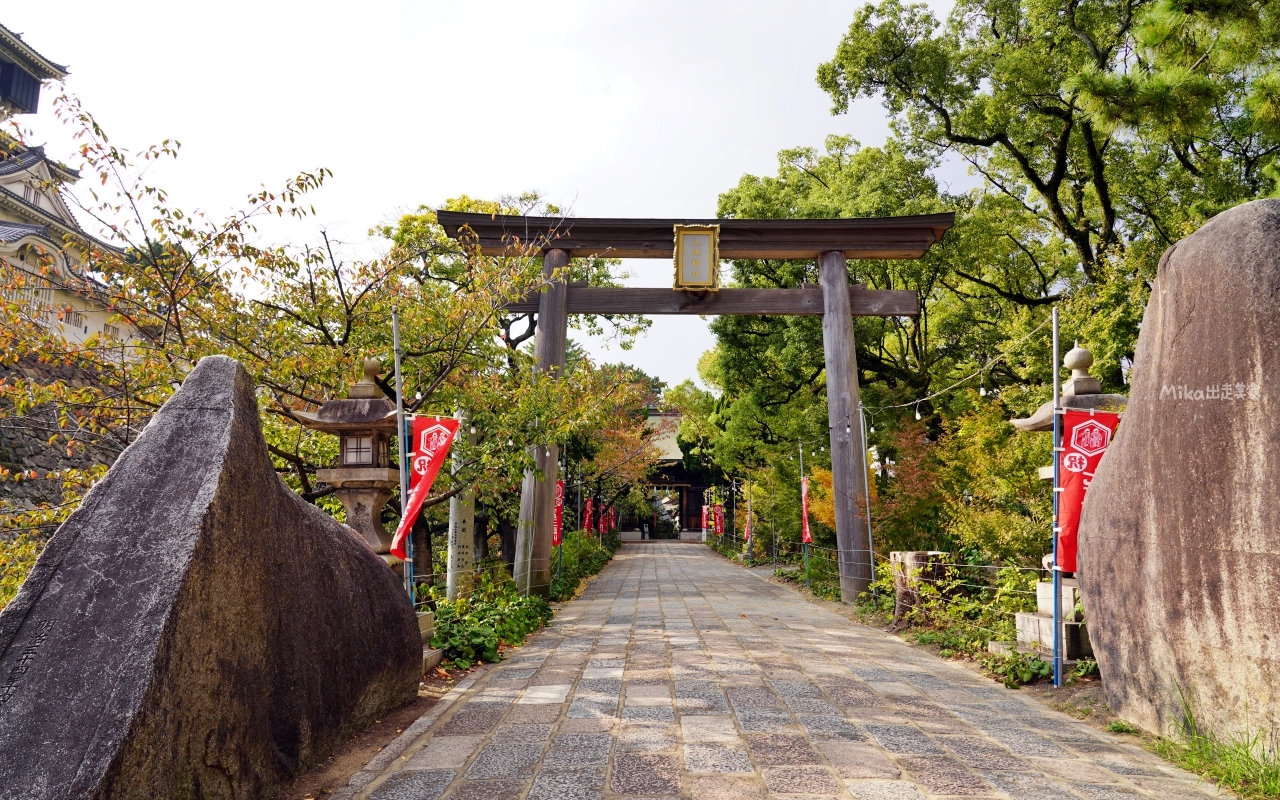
[10,0,955,388]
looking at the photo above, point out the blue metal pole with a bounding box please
[1051,308,1063,688]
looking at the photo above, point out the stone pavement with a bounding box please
[349,543,1228,800]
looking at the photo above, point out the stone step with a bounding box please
[416,611,434,645]
[422,647,444,674]
[1036,581,1082,619]
[987,640,1079,665]
[1014,612,1093,659]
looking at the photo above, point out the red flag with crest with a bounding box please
[1058,409,1121,572]
[553,480,564,546]
[800,477,813,544]
[391,416,460,561]
[583,497,594,533]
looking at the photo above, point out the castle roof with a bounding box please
[0,22,67,81]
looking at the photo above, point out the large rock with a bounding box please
[0,356,420,799]
[1079,199,1280,738]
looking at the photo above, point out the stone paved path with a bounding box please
[353,543,1227,800]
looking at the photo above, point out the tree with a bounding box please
[0,94,664,604]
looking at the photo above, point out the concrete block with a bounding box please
[417,611,435,644]
[1035,582,1081,620]
[423,648,444,674]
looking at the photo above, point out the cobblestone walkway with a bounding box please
[351,543,1226,800]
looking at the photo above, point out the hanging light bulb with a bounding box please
[845,424,851,434]
[545,447,551,457]
[979,385,987,397]
[870,425,875,433]
[914,404,922,421]
[507,438,513,446]
[470,425,476,435]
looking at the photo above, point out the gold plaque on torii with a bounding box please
[673,224,719,291]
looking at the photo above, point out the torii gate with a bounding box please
[437,211,954,603]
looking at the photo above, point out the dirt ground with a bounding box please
[270,668,473,800]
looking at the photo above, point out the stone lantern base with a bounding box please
[317,467,402,571]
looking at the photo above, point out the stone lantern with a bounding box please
[1011,344,1128,433]
[291,358,401,570]
[1006,344,1127,661]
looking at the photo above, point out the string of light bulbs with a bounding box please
[789,313,1054,449]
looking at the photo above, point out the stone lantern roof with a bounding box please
[1011,344,1127,432]
[289,359,398,433]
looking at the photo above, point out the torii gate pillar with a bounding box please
[820,250,872,602]
[515,248,568,598]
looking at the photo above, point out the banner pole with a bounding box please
[392,309,413,603]
[1052,307,1063,688]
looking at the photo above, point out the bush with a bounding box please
[0,533,42,611]
[859,559,1038,658]
[429,571,553,670]
[549,530,619,601]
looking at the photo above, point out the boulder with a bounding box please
[1079,199,1280,738]
[0,356,421,799]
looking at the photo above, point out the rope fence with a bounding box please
[706,533,1053,656]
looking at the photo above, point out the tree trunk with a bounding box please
[474,510,490,564]
[889,550,946,631]
[411,514,432,590]
[496,516,517,575]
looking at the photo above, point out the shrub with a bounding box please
[0,533,42,611]
[429,571,553,670]
[549,530,619,601]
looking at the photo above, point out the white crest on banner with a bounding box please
[1063,452,1089,473]
[414,423,452,476]
[1070,419,1112,455]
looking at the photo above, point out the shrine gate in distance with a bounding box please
[437,211,954,603]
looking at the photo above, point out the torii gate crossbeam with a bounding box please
[437,211,954,603]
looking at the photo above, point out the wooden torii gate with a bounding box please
[437,211,954,602]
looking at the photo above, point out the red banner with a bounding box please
[801,477,812,544]
[701,504,708,531]
[553,480,564,546]
[583,497,593,533]
[713,504,724,536]
[391,416,460,561]
[1058,409,1121,572]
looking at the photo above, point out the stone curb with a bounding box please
[328,664,492,800]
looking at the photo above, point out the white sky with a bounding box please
[9,0,957,388]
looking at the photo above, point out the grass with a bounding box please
[1148,689,1280,800]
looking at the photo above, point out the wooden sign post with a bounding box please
[438,211,953,602]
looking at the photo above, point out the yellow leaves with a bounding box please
[808,465,838,529]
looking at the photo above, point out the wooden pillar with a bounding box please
[515,248,569,597]
[819,250,873,602]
